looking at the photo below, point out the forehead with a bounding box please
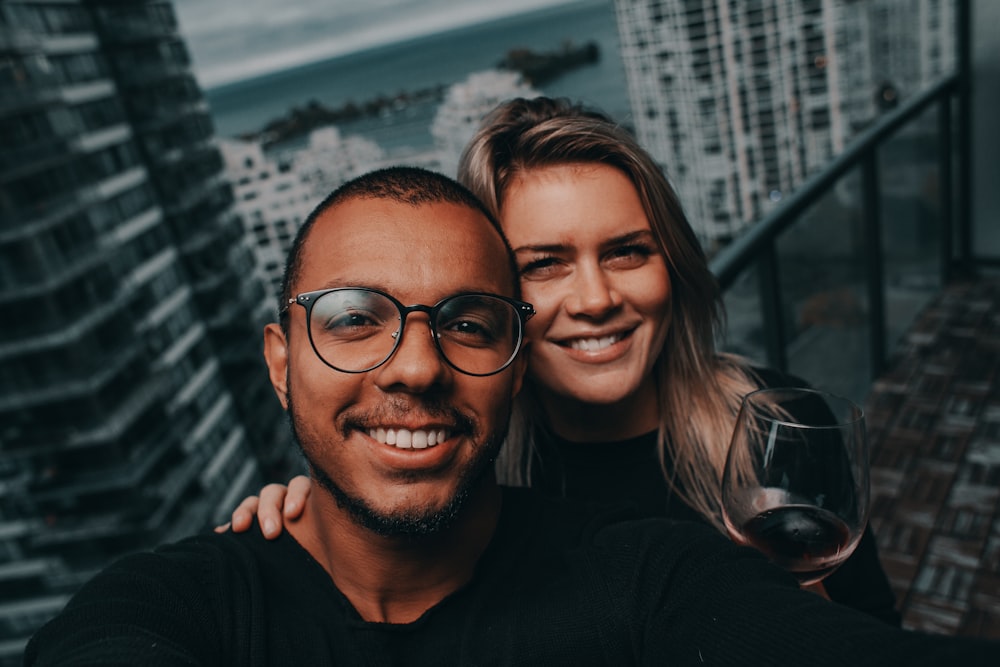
[500,163,651,244]
[297,197,514,300]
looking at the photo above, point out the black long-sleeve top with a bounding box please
[25,488,995,666]
[532,367,901,626]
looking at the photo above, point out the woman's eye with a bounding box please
[518,256,560,276]
[606,244,654,266]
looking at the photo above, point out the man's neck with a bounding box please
[288,481,503,624]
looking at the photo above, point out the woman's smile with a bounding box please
[501,162,671,409]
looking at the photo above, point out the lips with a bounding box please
[368,427,450,449]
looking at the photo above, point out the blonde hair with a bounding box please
[457,97,759,530]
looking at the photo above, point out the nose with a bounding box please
[372,314,451,393]
[565,263,622,319]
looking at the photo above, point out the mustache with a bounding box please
[338,397,476,436]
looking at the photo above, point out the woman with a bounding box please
[224,97,900,625]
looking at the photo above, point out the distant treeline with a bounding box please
[498,40,600,86]
[241,40,601,147]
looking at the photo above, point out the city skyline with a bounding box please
[0,0,978,662]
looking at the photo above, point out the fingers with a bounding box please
[214,494,258,534]
[232,496,260,533]
[256,483,292,539]
[283,475,312,520]
[213,477,311,540]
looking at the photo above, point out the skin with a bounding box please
[502,163,672,442]
[260,196,525,622]
[223,162,672,533]
[224,167,831,600]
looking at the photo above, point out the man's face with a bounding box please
[264,197,524,536]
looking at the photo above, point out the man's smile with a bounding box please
[367,427,450,449]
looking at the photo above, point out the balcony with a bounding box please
[711,0,999,637]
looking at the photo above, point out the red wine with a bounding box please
[738,505,853,584]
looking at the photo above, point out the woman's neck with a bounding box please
[534,376,660,443]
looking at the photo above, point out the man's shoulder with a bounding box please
[24,531,254,664]
[63,529,274,616]
[24,528,322,664]
[99,527,269,579]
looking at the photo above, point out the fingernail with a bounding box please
[264,519,277,536]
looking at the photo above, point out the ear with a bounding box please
[263,322,290,410]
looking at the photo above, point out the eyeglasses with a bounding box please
[285,287,535,376]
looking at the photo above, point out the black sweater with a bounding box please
[533,368,901,626]
[24,488,996,666]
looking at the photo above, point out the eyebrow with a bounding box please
[305,281,509,299]
[512,229,656,254]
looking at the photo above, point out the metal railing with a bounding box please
[709,1,973,387]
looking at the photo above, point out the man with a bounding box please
[26,167,997,665]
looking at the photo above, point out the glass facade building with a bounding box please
[614,0,956,246]
[0,2,293,661]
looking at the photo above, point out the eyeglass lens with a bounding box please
[307,289,522,375]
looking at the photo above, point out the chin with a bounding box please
[319,469,473,537]
[536,369,647,406]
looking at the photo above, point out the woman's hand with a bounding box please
[214,475,311,539]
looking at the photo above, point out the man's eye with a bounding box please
[321,311,380,332]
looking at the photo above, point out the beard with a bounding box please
[286,390,509,538]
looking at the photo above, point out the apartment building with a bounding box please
[613,0,955,246]
[0,1,290,660]
[221,126,386,300]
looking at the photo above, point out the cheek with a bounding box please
[646,282,672,319]
[520,284,559,338]
[641,278,673,347]
[630,265,671,318]
[288,351,358,414]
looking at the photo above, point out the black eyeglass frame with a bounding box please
[284,287,535,377]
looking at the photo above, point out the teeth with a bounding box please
[569,334,622,352]
[368,428,448,449]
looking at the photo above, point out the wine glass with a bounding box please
[721,387,870,585]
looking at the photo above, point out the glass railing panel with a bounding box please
[774,167,872,405]
[720,268,769,367]
[878,103,946,354]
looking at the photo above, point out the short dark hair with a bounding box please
[278,166,517,330]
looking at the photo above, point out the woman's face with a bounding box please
[500,163,672,408]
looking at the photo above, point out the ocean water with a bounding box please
[205,0,631,151]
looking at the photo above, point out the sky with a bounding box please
[172,0,587,88]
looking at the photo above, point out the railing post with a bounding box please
[938,94,953,285]
[756,243,787,373]
[956,0,972,268]
[862,152,886,378]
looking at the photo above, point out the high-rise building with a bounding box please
[221,127,386,300]
[613,0,955,246]
[221,138,316,301]
[0,2,292,661]
[431,70,538,177]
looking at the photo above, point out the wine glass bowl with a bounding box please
[721,387,870,585]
